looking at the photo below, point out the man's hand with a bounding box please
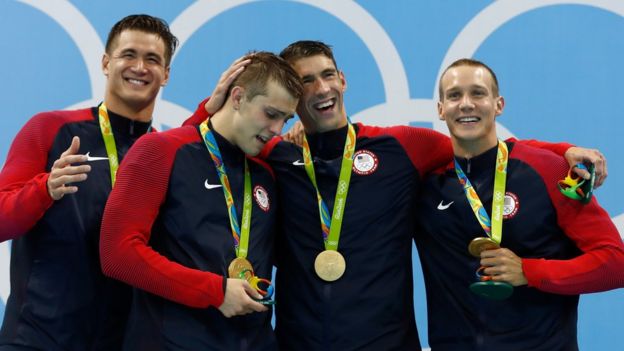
[480,248,528,287]
[47,136,91,200]
[204,56,251,115]
[282,120,305,146]
[564,146,607,188]
[218,278,268,318]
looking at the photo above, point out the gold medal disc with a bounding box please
[228,257,254,278]
[314,250,346,282]
[468,237,500,257]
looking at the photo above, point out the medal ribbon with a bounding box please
[454,141,508,244]
[200,119,252,258]
[98,103,120,186]
[301,123,356,251]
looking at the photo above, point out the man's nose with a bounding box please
[460,94,474,110]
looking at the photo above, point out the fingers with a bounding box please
[242,280,264,300]
[293,122,304,146]
[566,147,607,188]
[221,57,251,84]
[592,152,607,188]
[52,154,89,169]
[282,128,296,143]
[61,136,81,158]
[218,279,268,318]
[479,248,527,286]
[49,167,91,186]
[282,121,305,146]
[248,299,269,313]
[204,57,252,115]
[241,280,268,313]
[47,137,91,200]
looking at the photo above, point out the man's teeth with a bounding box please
[458,117,479,123]
[315,100,334,109]
[127,78,147,85]
[257,135,269,143]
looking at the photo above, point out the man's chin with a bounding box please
[242,145,262,157]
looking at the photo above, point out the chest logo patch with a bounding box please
[352,150,378,175]
[503,192,519,219]
[253,185,270,212]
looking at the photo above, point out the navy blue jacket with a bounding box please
[414,141,624,351]
[100,124,278,350]
[261,123,451,351]
[0,107,150,350]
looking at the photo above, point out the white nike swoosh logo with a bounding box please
[292,160,305,166]
[204,180,223,190]
[85,152,108,161]
[437,200,454,210]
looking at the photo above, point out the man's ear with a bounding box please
[495,96,505,117]
[230,86,245,110]
[339,71,347,93]
[102,54,110,77]
[437,101,445,121]
[162,66,170,86]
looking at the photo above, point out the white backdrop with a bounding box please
[0,1,622,349]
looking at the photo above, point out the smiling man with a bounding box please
[99,52,302,350]
[414,58,624,350]
[0,14,177,350]
[188,40,610,351]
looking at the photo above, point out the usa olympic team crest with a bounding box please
[253,185,270,212]
[503,192,519,219]
[352,150,378,175]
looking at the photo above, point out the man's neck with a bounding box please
[210,110,235,145]
[301,111,348,135]
[452,136,498,159]
[103,97,154,123]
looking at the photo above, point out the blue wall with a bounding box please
[1,1,622,349]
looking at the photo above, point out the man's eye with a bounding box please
[147,56,161,64]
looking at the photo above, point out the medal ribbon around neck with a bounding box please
[200,119,252,259]
[301,123,356,251]
[454,141,508,244]
[97,103,120,186]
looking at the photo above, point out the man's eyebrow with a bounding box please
[267,106,294,119]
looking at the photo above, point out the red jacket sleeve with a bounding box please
[182,98,211,127]
[509,137,573,157]
[358,124,453,177]
[0,112,73,242]
[517,144,624,294]
[100,129,226,308]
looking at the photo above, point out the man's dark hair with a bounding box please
[280,40,338,70]
[105,14,178,66]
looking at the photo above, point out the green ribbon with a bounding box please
[301,123,356,250]
[200,119,252,258]
[97,103,120,186]
[454,141,508,244]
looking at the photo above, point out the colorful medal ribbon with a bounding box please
[97,103,120,186]
[454,141,508,244]
[200,119,252,258]
[301,123,356,250]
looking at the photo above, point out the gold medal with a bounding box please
[228,257,253,278]
[468,237,500,257]
[314,250,346,282]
